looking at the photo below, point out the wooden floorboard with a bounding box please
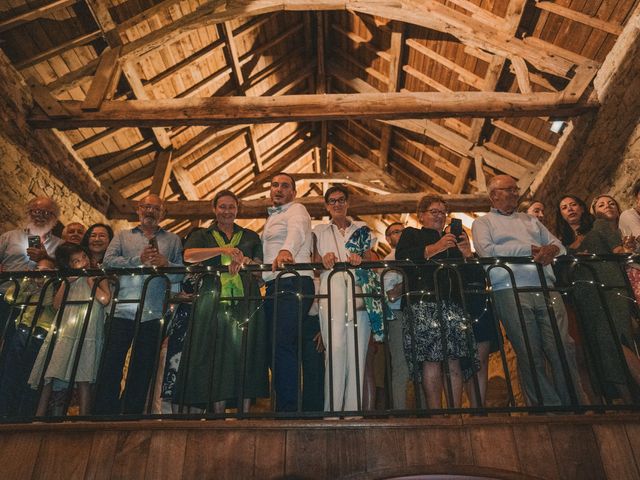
[0,415,639,479]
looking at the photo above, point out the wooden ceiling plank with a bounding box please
[474,145,528,179]
[112,164,155,190]
[73,127,121,153]
[330,22,393,62]
[149,149,173,197]
[81,46,122,111]
[491,119,555,153]
[144,38,226,87]
[121,61,172,149]
[0,0,78,34]
[15,30,102,70]
[402,66,452,92]
[173,124,249,165]
[535,1,624,36]
[85,0,121,45]
[391,146,452,191]
[521,36,591,66]
[47,58,100,94]
[240,136,319,196]
[406,38,484,90]
[91,139,156,174]
[563,61,600,100]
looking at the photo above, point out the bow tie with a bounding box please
[268,205,284,216]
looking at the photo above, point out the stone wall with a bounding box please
[607,122,640,210]
[0,134,109,231]
[0,50,122,233]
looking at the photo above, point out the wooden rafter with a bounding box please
[149,150,173,197]
[15,30,101,70]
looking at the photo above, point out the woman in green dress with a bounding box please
[176,190,268,413]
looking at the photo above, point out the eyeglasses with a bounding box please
[327,197,347,206]
[29,209,55,218]
[424,209,447,216]
[493,187,519,194]
[138,204,162,212]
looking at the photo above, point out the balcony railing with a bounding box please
[0,254,639,422]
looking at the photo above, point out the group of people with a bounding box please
[0,173,639,418]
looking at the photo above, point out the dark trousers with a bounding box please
[0,325,45,416]
[302,314,325,411]
[94,317,161,415]
[265,276,314,412]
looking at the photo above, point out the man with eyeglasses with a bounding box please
[0,197,62,331]
[382,222,411,409]
[95,194,183,415]
[0,197,62,416]
[472,175,583,407]
[262,172,315,412]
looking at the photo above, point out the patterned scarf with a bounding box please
[345,225,387,341]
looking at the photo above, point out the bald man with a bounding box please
[95,194,183,415]
[472,175,582,407]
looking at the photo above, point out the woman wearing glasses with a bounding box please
[396,194,478,409]
[313,186,385,413]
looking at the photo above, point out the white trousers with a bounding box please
[319,272,371,412]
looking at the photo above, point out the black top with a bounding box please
[184,223,262,266]
[396,226,464,307]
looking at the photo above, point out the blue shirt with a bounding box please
[472,209,565,291]
[103,226,183,321]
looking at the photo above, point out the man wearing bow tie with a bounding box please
[262,173,315,412]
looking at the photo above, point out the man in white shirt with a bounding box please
[262,173,315,412]
[472,175,582,407]
[383,222,410,409]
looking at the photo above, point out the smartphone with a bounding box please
[27,235,41,248]
[148,237,159,250]
[449,218,463,239]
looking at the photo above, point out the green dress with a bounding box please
[175,224,268,407]
[571,219,632,392]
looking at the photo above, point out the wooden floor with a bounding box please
[1,414,639,479]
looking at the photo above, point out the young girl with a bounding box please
[29,243,111,416]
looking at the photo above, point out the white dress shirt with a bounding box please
[261,202,313,282]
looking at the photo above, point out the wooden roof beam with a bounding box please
[121,61,172,149]
[172,164,200,200]
[81,46,122,111]
[221,21,264,176]
[378,21,406,171]
[534,1,624,36]
[30,91,598,128]
[149,149,173,197]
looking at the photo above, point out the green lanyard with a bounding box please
[212,229,244,303]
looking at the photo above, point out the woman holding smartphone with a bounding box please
[396,194,479,409]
